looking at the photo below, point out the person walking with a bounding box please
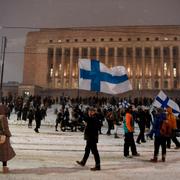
[136,107,146,144]
[0,104,16,173]
[55,108,64,131]
[76,107,101,171]
[34,106,42,133]
[166,107,180,149]
[27,107,35,128]
[150,108,167,162]
[123,106,140,158]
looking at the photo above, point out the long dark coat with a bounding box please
[84,114,99,143]
[0,105,16,162]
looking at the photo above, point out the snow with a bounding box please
[0,104,180,180]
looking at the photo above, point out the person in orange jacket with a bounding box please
[166,107,180,149]
[123,106,140,157]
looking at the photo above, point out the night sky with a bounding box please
[0,0,180,83]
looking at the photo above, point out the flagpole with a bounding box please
[77,59,80,103]
[77,77,80,103]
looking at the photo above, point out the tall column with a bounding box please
[151,46,154,89]
[160,46,164,89]
[169,46,173,89]
[132,46,136,89]
[52,47,56,88]
[105,47,108,65]
[69,47,73,89]
[114,47,117,66]
[142,46,145,89]
[61,47,65,88]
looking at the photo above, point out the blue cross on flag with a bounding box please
[153,90,180,116]
[119,100,130,108]
[78,59,132,94]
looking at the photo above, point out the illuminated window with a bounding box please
[55,71,58,77]
[164,62,167,76]
[173,68,177,77]
[59,64,62,71]
[50,68,53,77]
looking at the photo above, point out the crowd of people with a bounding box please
[0,94,180,172]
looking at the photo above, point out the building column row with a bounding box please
[51,46,179,90]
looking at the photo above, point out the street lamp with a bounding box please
[0,36,7,103]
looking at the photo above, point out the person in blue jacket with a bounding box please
[150,108,167,162]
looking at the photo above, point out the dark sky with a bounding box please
[0,0,180,83]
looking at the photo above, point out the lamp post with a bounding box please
[0,36,7,103]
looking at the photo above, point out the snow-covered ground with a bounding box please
[1,104,180,180]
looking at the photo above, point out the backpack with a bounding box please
[160,120,172,137]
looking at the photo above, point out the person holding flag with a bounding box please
[166,107,180,149]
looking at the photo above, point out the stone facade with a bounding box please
[22,25,180,98]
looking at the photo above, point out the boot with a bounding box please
[3,166,9,173]
[114,133,120,138]
[76,161,85,166]
[162,155,166,162]
[150,156,158,162]
[90,166,101,171]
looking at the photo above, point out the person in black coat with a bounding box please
[76,107,101,171]
[34,106,42,133]
[136,107,146,144]
[27,108,35,128]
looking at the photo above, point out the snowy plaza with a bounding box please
[0,105,180,180]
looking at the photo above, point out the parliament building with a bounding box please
[20,25,180,98]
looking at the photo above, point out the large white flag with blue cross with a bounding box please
[153,90,180,116]
[78,59,132,94]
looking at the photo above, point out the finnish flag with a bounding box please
[153,90,180,116]
[78,59,132,94]
[119,100,130,108]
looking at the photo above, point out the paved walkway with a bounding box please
[0,124,180,180]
